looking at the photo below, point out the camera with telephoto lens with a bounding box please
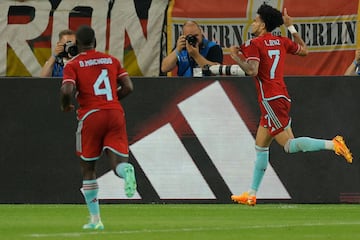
[209,65,246,76]
[58,41,78,58]
[185,34,197,47]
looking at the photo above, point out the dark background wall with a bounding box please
[0,76,358,203]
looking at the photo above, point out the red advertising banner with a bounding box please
[166,0,359,76]
[1,0,359,76]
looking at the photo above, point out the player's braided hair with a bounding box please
[257,3,284,32]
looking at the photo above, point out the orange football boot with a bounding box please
[231,192,256,206]
[333,136,353,163]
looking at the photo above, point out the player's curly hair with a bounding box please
[257,3,283,32]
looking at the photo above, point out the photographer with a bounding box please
[161,20,223,76]
[40,29,76,77]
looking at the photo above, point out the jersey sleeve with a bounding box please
[241,39,260,62]
[115,57,129,78]
[62,62,76,85]
[283,37,301,55]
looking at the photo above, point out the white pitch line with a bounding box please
[27,221,360,238]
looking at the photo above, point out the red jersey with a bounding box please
[241,33,300,102]
[62,50,128,119]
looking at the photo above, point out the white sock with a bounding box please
[91,215,101,223]
[248,189,257,196]
[324,140,334,150]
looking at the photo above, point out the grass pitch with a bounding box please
[0,204,359,240]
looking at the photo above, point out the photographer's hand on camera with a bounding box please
[54,41,66,57]
[186,40,199,58]
[176,35,186,52]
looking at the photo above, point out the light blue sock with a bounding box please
[82,180,100,217]
[115,162,130,179]
[288,137,326,153]
[250,146,269,192]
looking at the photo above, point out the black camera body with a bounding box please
[185,34,197,47]
[58,41,78,58]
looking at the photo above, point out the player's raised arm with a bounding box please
[229,45,259,76]
[283,8,308,56]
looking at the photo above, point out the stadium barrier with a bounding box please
[0,76,359,204]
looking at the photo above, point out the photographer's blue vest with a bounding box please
[177,38,216,77]
[52,62,64,77]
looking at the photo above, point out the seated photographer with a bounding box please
[161,20,223,76]
[40,29,76,77]
[344,48,360,75]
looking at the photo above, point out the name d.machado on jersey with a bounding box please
[79,57,113,67]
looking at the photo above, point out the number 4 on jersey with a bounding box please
[93,69,113,101]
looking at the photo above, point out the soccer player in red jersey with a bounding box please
[229,4,352,206]
[60,25,136,229]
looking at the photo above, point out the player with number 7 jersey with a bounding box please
[240,33,299,102]
[229,4,352,207]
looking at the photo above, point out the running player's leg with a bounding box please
[279,129,352,163]
[251,126,273,195]
[104,109,137,197]
[80,160,104,230]
[78,111,104,230]
[106,150,137,198]
[268,98,353,163]
[232,98,289,205]
[231,126,272,205]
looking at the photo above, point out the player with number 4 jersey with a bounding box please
[63,51,127,119]
[61,25,136,230]
[229,4,352,207]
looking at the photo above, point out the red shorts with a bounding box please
[76,109,129,160]
[259,97,291,136]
